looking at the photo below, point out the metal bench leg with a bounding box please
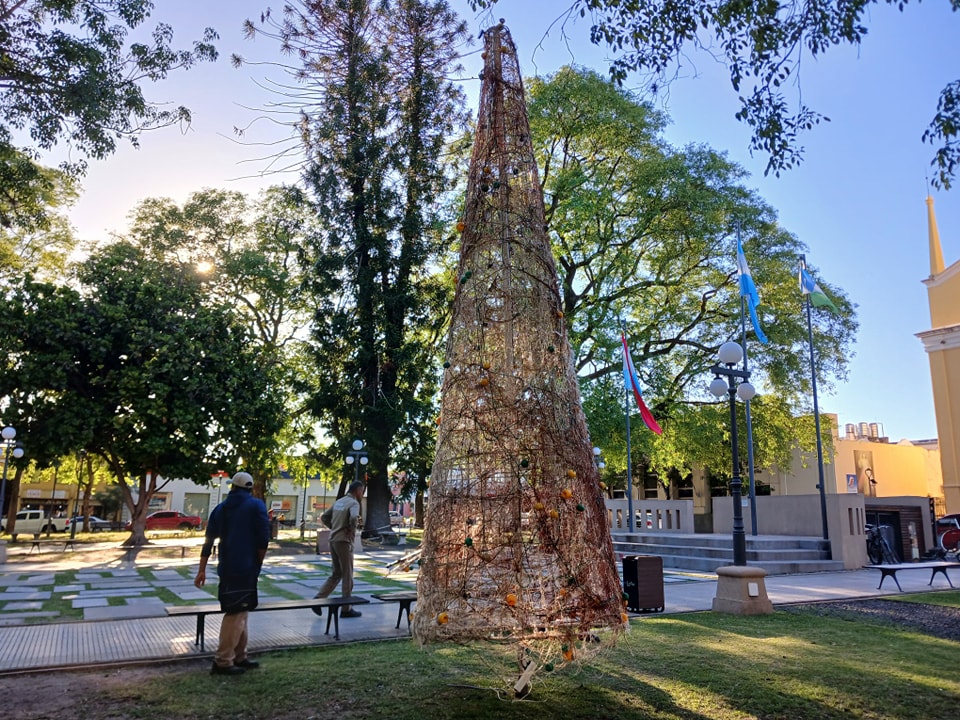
[878,569,902,592]
[930,567,954,588]
[324,610,340,639]
[196,615,206,651]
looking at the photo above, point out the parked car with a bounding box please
[0,509,69,535]
[126,511,203,532]
[66,515,114,532]
[935,513,960,552]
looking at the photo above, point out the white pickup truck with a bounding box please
[0,509,69,535]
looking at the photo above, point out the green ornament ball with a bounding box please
[442,361,450,368]
[576,503,585,512]
[544,663,554,672]
[464,537,473,547]
[519,459,529,468]
[547,345,555,353]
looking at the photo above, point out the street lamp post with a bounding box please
[708,342,772,614]
[344,439,368,486]
[1,426,25,535]
[709,342,756,566]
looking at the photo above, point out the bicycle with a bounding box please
[865,524,900,565]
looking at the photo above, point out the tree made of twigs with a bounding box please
[412,21,625,686]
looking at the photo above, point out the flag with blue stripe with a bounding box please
[737,237,768,344]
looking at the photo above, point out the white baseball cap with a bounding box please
[231,471,254,489]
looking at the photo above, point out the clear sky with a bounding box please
[62,0,958,442]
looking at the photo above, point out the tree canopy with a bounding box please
[0,1,217,227]
[523,66,858,481]
[0,242,288,544]
[468,0,960,188]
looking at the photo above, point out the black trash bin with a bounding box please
[270,517,279,540]
[622,554,665,613]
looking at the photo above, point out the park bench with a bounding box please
[864,561,960,592]
[123,544,195,561]
[165,595,370,650]
[28,537,77,553]
[371,590,418,630]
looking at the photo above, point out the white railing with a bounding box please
[605,498,694,533]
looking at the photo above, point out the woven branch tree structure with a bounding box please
[412,23,625,673]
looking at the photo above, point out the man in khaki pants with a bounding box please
[195,471,270,675]
[314,480,365,618]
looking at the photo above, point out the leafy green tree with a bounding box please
[523,66,857,486]
[469,0,959,188]
[123,186,320,491]
[242,0,468,533]
[0,242,288,545]
[0,0,218,227]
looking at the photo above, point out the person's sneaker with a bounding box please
[210,663,245,676]
[235,659,260,669]
[340,609,363,618]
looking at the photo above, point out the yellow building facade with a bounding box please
[916,196,960,514]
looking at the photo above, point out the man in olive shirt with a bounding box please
[314,480,365,617]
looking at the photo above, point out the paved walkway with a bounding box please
[0,542,957,675]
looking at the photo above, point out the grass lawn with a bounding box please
[96,594,960,720]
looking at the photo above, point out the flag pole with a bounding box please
[621,319,635,533]
[737,224,759,536]
[739,295,759,536]
[801,254,830,542]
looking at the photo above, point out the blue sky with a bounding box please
[63,0,958,441]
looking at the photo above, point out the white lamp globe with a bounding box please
[736,381,757,401]
[12,446,23,459]
[345,455,355,465]
[592,446,601,456]
[360,456,369,466]
[717,341,744,365]
[709,377,728,398]
[352,439,364,452]
[1,426,14,441]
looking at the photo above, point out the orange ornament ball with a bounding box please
[505,593,518,607]
[534,501,545,511]
[437,612,449,625]
[456,221,465,232]
[566,469,577,479]
[560,488,573,500]
[478,377,490,387]
[548,509,559,519]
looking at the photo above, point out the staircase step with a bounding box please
[611,533,841,575]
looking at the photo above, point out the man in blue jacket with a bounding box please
[195,471,270,675]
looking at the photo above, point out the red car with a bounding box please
[127,511,203,532]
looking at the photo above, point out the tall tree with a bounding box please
[0,243,288,545]
[468,0,960,188]
[242,0,468,532]
[524,66,858,483]
[0,0,218,227]
[123,186,319,490]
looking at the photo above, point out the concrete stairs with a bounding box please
[612,532,845,575]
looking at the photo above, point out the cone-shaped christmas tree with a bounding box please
[413,22,624,668]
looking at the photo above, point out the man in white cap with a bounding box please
[195,471,270,675]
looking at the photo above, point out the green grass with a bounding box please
[890,590,960,608]
[95,602,960,720]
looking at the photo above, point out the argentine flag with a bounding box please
[736,237,768,344]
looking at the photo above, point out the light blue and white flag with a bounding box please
[737,237,768,344]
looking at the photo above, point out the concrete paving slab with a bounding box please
[0,591,51,601]
[53,584,85,593]
[72,597,109,608]
[71,589,146,599]
[3,601,43,611]
[85,598,167,620]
